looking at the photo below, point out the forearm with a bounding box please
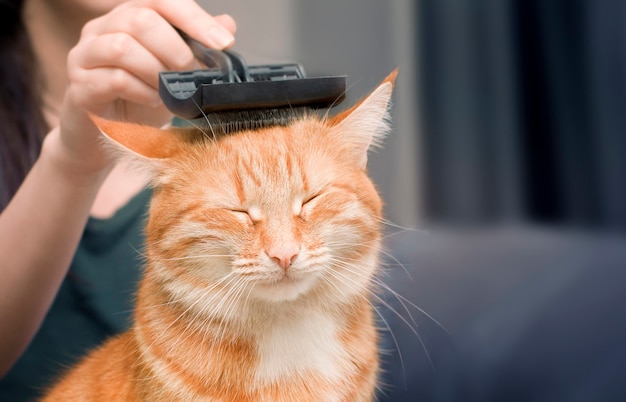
[0,128,110,377]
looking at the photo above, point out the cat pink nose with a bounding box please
[267,244,300,270]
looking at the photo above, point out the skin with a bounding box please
[0,0,237,377]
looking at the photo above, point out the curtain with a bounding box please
[417,0,626,230]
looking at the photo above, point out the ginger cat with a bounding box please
[42,71,397,402]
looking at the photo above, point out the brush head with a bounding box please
[184,106,313,135]
[159,45,346,121]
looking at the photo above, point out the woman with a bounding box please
[0,0,236,399]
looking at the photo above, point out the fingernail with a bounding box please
[208,26,234,49]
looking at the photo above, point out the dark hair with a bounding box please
[0,0,49,210]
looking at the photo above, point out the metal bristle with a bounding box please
[190,107,313,135]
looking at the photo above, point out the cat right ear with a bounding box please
[328,70,397,168]
[90,115,188,181]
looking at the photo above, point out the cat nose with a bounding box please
[267,244,300,271]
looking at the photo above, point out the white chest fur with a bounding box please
[254,310,348,385]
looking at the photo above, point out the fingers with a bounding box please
[84,0,236,52]
[69,32,169,90]
[128,0,236,49]
[75,0,237,89]
[214,14,237,37]
[66,0,237,120]
[81,8,195,72]
[67,66,162,110]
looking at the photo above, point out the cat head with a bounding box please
[92,70,396,312]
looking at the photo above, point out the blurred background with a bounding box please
[198,1,626,401]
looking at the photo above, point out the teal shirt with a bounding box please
[0,188,151,401]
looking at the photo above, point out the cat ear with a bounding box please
[329,69,397,168]
[90,114,191,181]
[90,115,188,159]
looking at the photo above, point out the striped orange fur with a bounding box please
[42,71,397,402]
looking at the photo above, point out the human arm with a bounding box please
[0,0,236,376]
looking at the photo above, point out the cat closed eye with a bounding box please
[297,193,322,217]
[228,209,253,223]
[303,193,322,206]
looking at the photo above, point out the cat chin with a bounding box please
[251,274,318,302]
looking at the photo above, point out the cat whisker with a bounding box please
[129,244,148,261]
[141,236,184,253]
[385,288,449,335]
[205,277,255,349]
[325,262,435,372]
[149,273,238,349]
[378,248,413,281]
[131,299,182,312]
[328,256,432,333]
[376,257,449,335]
[320,230,419,281]
[166,276,246,358]
[318,265,409,380]
[210,277,250,342]
[191,97,217,141]
[372,302,408,383]
[184,117,213,141]
[328,256,420,330]
[197,275,245,321]
[375,217,426,233]
[153,253,235,262]
[320,79,360,123]
[322,235,417,283]
[380,228,419,241]
[321,239,379,252]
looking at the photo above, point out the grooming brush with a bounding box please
[159,33,347,133]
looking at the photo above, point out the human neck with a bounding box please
[23,0,88,127]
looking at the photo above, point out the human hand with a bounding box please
[53,0,236,174]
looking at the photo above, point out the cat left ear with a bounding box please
[329,69,397,168]
[90,114,187,161]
